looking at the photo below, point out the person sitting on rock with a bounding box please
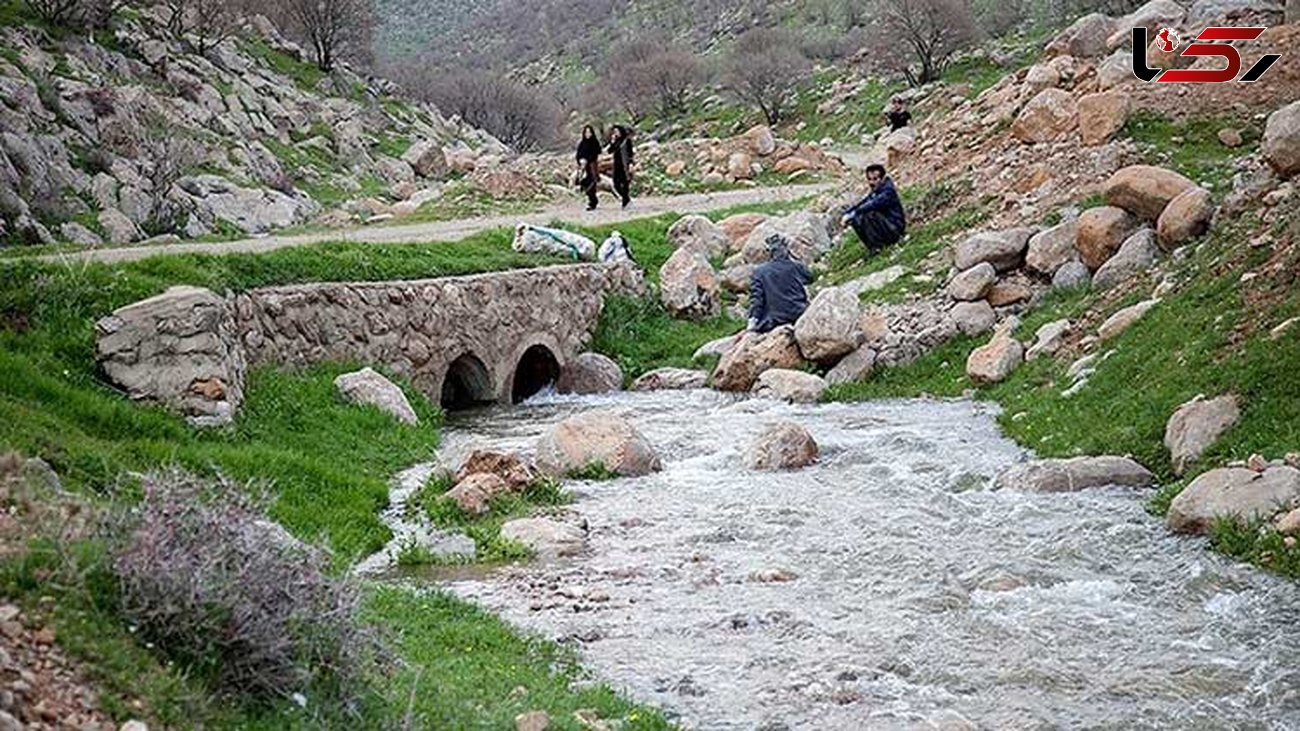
[841,163,906,258]
[746,234,812,334]
[884,96,911,132]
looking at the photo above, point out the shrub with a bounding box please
[24,0,121,28]
[109,468,374,703]
[721,28,812,125]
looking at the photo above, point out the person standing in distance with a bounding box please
[576,125,603,211]
[607,125,635,208]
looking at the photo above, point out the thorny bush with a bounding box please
[109,468,376,705]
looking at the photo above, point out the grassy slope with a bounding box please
[0,201,804,727]
[824,113,1300,576]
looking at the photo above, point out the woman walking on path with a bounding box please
[576,125,603,211]
[607,125,635,208]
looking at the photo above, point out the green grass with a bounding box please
[414,476,571,563]
[1210,518,1300,579]
[826,209,1300,491]
[0,219,692,726]
[591,296,741,381]
[1122,111,1263,191]
[243,38,326,91]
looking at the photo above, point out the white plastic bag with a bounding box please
[512,223,596,261]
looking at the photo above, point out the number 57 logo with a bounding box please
[1132,27,1281,83]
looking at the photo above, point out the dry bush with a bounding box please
[871,0,980,86]
[398,67,564,152]
[602,38,702,120]
[277,0,374,72]
[25,0,122,28]
[138,128,200,235]
[721,28,812,126]
[0,453,90,567]
[109,469,374,702]
[153,0,246,53]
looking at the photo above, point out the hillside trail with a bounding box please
[28,183,833,266]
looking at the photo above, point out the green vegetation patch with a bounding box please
[412,475,570,564]
[242,37,326,92]
[1122,111,1263,190]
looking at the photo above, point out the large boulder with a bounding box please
[950,301,997,336]
[1190,0,1282,26]
[98,208,141,245]
[744,125,777,157]
[557,353,624,395]
[954,228,1035,272]
[1053,261,1092,291]
[335,367,419,425]
[1262,100,1300,178]
[1045,12,1115,58]
[728,151,755,180]
[825,346,877,385]
[1025,219,1081,277]
[746,422,818,471]
[401,140,448,179]
[712,326,804,392]
[500,517,586,558]
[1076,206,1137,270]
[994,456,1155,492]
[1156,186,1215,250]
[95,286,245,427]
[1104,165,1197,221]
[741,211,832,263]
[947,262,997,302]
[659,248,721,320]
[720,264,756,294]
[1167,465,1300,534]
[717,213,769,251]
[668,215,730,259]
[1078,92,1130,146]
[443,473,509,516]
[794,287,861,362]
[752,369,828,404]
[1093,228,1159,290]
[1011,88,1078,144]
[1112,1,1186,46]
[632,368,708,391]
[1097,51,1134,91]
[966,329,1024,384]
[535,411,662,477]
[1164,394,1241,476]
[1025,319,1071,361]
[456,450,537,491]
[1099,299,1160,340]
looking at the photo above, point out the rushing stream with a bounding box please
[416,390,1300,729]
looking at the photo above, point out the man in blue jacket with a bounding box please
[747,234,812,333]
[841,163,906,258]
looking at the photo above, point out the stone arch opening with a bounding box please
[441,353,493,411]
[512,344,560,404]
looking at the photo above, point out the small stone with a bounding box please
[750,568,799,583]
[1285,536,1297,549]
[515,710,550,731]
[1248,454,1269,473]
[0,606,18,623]
[1217,128,1243,148]
[1287,453,1300,469]
[120,723,149,731]
[33,627,55,645]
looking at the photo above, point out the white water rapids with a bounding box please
[405,390,1300,730]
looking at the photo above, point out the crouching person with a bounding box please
[747,234,812,334]
[841,163,906,258]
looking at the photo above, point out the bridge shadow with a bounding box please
[441,353,494,411]
[511,344,560,404]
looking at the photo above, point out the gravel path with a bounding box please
[33,183,832,266]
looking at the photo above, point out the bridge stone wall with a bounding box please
[96,263,644,425]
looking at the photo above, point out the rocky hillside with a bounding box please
[0,4,508,248]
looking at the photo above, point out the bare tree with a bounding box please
[154,0,245,53]
[397,68,564,152]
[721,28,811,126]
[25,0,123,28]
[604,38,702,120]
[278,0,374,73]
[872,0,979,87]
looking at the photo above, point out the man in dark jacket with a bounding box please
[747,234,812,333]
[841,164,906,257]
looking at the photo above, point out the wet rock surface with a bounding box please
[427,391,1300,730]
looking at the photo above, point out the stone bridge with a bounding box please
[95,263,645,425]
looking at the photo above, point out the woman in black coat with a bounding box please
[575,125,603,211]
[607,125,634,208]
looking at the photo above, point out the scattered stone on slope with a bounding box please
[668,215,730,259]
[659,248,721,321]
[1098,299,1160,340]
[335,367,420,425]
[1262,100,1300,177]
[947,262,997,302]
[954,228,1035,272]
[1156,186,1215,250]
[1104,165,1197,221]
[1167,465,1300,535]
[1093,228,1159,291]
[966,327,1024,384]
[1025,319,1071,361]
[1025,219,1081,277]
[1076,206,1138,270]
[712,326,804,392]
[793,287,862,363]
[1164,394,1241,476]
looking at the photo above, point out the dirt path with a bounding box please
[32,183,832,266]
